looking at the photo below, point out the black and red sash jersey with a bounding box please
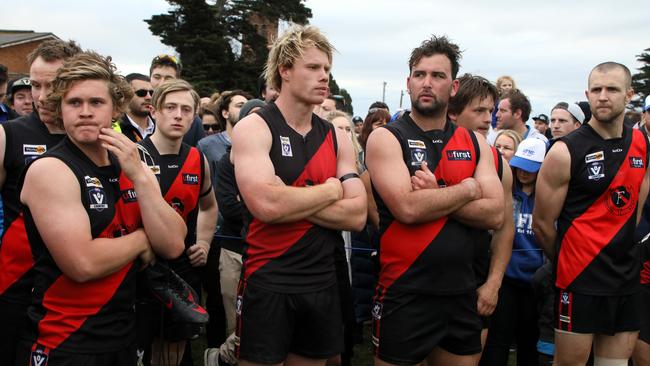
[473,146,504,285]
[241,102,341,293]
[374,113,481,294]
[0,112,64,306]
[138,137,205,276]
[555,123,649,295]
[21,137,143,353]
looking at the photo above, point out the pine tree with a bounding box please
[631,48,650,110]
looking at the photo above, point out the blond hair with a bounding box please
[496,75,516,91]
[264,24,335,91]
[495,129,523,151]
[151,79,200,114]
[47,51,132,128]
[326,110,364,173]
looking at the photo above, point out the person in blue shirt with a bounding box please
[481,138,547,366]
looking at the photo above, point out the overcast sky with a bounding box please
[4,0,649,118]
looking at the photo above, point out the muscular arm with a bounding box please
[99,128,186,259]
[21,158,150,283]
[532,141,571,261]
[451,132,505,230]
[477,158,514,316]
[366,128,480,225]
[232,114,342,224]
[361,170,379,228]
[305,128,367,232]
[188,157,218,267]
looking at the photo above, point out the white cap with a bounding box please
[645,95,650,112]
[509,137,547,173]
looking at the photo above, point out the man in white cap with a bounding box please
[549,102,585,139]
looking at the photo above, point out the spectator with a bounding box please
[7,77,33,117]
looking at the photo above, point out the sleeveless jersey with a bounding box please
[138,138,205,276]
[0,112,64,305]
[22,137,143,353]
[241,102,341,293]
[374,113,480,294]
[555,123,649,295]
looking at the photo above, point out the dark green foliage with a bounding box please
[631,48,650,110]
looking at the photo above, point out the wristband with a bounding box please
[339,172,360,183]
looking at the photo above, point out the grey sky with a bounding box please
[4,0,649,118]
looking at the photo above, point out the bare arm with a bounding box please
[477,158,514,316]
[306,128,368,232]
[188,157,218,267]
[366,128,480,225]
[21,158,151,283]
[99,128,186,259]
[232,114,342,224]
[532,141,571,261]
[451,132,504,230]
[361,171,379,228]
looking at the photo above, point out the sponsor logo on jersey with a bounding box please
[446,150,472,161]
[168,164,179,169]
[629,156,644,168]
[84,175,103,188]
[559,314,571,324]
[121,189,137,203]
[280,136,293,157]
[407,139,426,149]
[612,148,623,153]
[170,197,184,214]
[432,139,443,144]
[182,173,199,185]
[585,151,604,163]
[149,165,161,175]
[89,188,108,211]
[605,185,636,216]
[410,148,427,166]
[561,291,570,305]
[23,144,47,156]
[587,162,604,181]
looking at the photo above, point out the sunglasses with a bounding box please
[135,89,154,97]
[153,54,181,67]
[203,123,220,131]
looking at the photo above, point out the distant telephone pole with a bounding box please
[382,81,387,103]
[399,90,404,108]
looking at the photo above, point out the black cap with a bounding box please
[7,77,30,102]
[532,113,549,123]
[352,116,363,124]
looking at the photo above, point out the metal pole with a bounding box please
[382,81,387,103]
[399,90,404,108]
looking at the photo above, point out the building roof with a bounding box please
[0,30,59,48]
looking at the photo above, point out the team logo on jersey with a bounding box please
[371,301,383,320]
[23,144,47,156]
[88,188,108,211]
[605,185,636,216]
[585,151,604,163]
[31,348,49,366]
[280,136,293,157]
[446,150,472,161]
[182,173,199,185]
[84,175,103,188]
[408,139,426,149]
[561,291,570,305]
[170,197,185,214]
[587,162,605,181]
[236,295,243,315]
[629,156,644,169]
[121,188,138,203]
[410,148,427,166]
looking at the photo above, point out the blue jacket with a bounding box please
[505,184,544,284]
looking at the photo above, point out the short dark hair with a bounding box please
[257,75,267,98]
[26,39,82,66]
[589,61,632,89]
[448,73,498,116]
[369,101,389,112]
[149,54,181,77]
[216,89,253,126]
[502,89,531,122]
[125,73,150,83]
[0,64,7,84]
[408,35,461,79]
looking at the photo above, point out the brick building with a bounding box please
[0,30,59,78]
